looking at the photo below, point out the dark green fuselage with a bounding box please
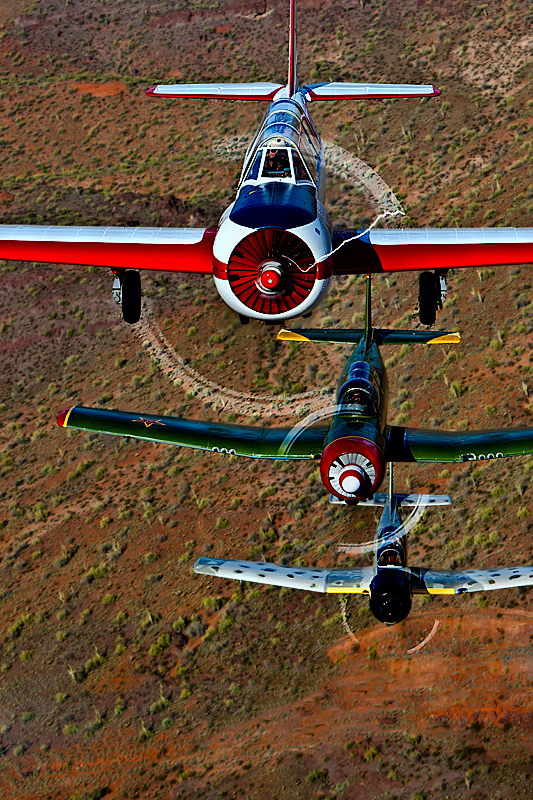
[324,333,389,452]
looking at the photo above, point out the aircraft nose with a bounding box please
[258,261,283,292]
[338,465,364,495]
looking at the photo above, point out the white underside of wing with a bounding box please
[368,227,533,246]
[149,83,283,98]
[193,558,374,594]
[0,225,207,245]
[422,565,533,594]
[306,82,438,99]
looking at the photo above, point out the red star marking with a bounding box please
[134,417,167,428]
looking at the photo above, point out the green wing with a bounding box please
[58,406,328,460]
[386,425,533,463]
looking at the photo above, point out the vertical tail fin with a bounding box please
[288,0,298,95]
[364,273,373,349]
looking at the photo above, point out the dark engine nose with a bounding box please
[369,570,412,625]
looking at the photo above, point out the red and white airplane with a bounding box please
[1,0,533,326]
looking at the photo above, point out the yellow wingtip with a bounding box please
[427,333,461,345]
[277,329,310,342]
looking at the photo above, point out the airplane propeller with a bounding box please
[225,229,317,315]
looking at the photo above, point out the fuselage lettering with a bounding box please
[464,452,504,462]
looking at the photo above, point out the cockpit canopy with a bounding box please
[262,148,291,178]
[244,145,313,184]
[240,98,321,187]
[378,547,403,567]
[338,362,381,417]
[339,379,377,417]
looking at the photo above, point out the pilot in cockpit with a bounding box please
[378,548,403,567]
[262,149,291,179]
[343,386,374,416]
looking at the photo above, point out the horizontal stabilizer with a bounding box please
[193,557,373,594]
[278,328,460,345]
[303,82,440,101]
[147,83,283,101]
[349,493,452,507]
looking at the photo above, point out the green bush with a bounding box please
[149,633,171,659]
[305,768,328,784]
[363,745,380,762]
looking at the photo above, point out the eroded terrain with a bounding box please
[2,1,533,798]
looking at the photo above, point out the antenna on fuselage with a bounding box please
[363,273,373,352]
[288,0,298,96]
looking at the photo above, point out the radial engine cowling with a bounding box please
[320,436,386,503]
[369,569,412,625]
[213,228,332,321]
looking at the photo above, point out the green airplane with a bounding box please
[58,276,533,504]
[56,275,533,623]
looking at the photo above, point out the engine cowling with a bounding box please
[213,224,332,321]
[369,569,412,625]
[320,436,386,503]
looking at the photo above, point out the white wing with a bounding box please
[420,566,533,595]
[0,225,214,273]
[333,226,533,275]
[193,558,374,594]
[304,82,439,101]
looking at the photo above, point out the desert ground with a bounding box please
[2,0,533,797]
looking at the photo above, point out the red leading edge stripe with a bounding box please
[145,88,281,101]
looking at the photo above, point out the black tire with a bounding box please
[418,271,439,326]
[121,270,141,324]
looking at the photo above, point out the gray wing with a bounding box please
[193,558,374,594]
[418,566,533,595]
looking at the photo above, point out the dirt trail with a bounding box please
[131,298,333,418]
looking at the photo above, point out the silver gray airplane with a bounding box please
[194,471,533,624]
